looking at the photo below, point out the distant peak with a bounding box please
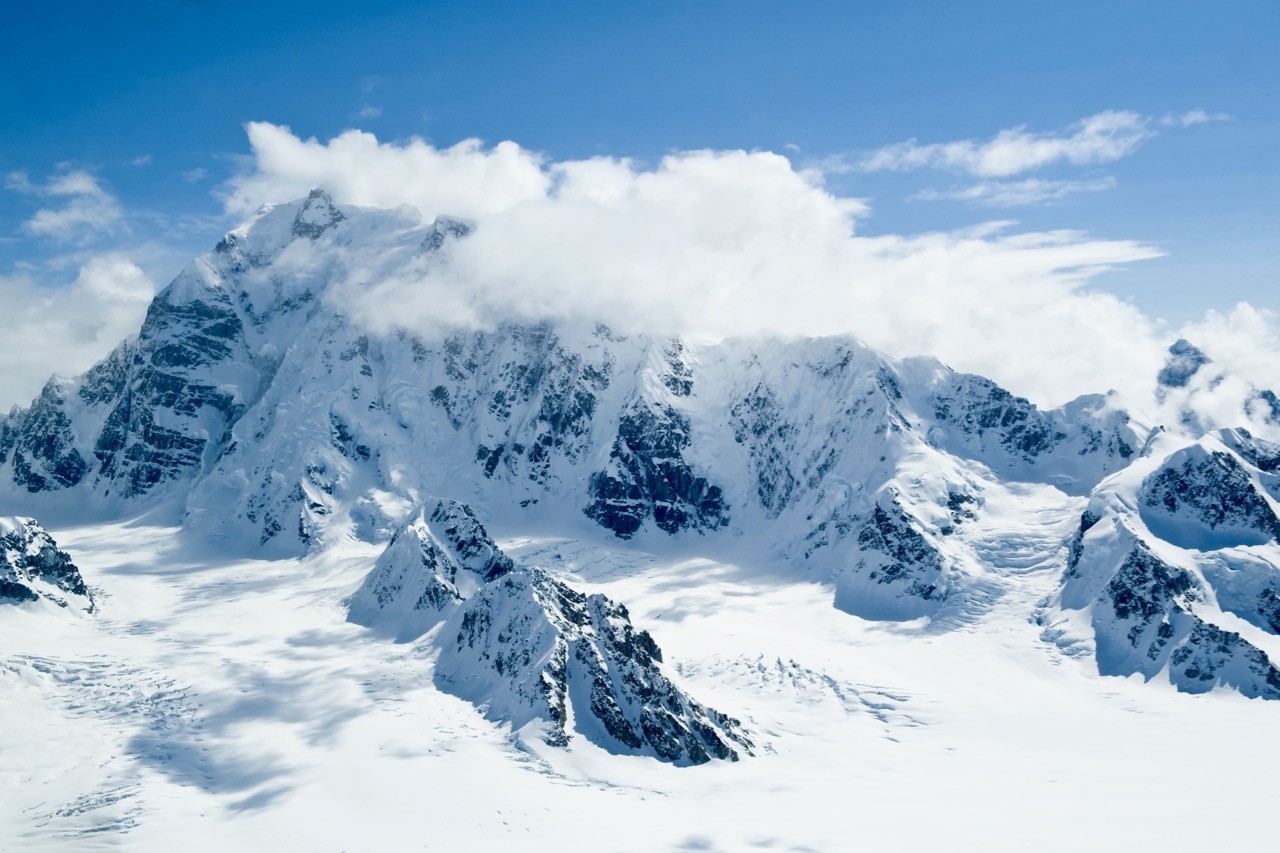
[292,188,345,239]
[1157,338,1211,389]
[422,215,473,251]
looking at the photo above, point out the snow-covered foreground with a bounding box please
[4,485,1277,851]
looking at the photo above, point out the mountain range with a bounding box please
[4,191,1280,846]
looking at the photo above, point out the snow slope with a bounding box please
[1042,427,1280,698]
[5,501,1280,850]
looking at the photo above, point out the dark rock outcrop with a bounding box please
[1139,446,1280,549]
[0,517,92,611]
[1157,339,1212,390]
[349,500,750,763]
[586,402,728,538]
[439,568,751,764]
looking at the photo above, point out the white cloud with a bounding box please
[0,254,154,407]
[1177,304,1280,393]
[911,177,1117,207]
[224,124,1185,407]
[1130,304,1280,437]
[130,154,153,167]
[357,105,383,119]
[223,122,551,220]
[1162,109,1231,128]
[181,167,209,183]
[6,169,126,242]
[846,111,1154,178]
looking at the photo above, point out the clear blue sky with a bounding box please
[2,0,1277,323]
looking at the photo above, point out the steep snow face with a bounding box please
[1048,429,1280,699]
[347,499,513,641]
[0,517,92,611]
[1,193,1143,624]
[349,502,752,763]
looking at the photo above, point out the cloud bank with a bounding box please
[6,169,126,243]
[0,255,154,406]
[224,122,550,221]
[221,123,1197,410]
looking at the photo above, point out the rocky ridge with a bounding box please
[349,499,752,763]
[0,517,92,611]
[4,192,1280,705]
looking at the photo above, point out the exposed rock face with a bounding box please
[1157,339,1212,390]
[919,372,1135,494]
[0,517,92,611]
[931,374,1069,462]
[586,402,728,538]
[291,188,346,239]
[1070,537,1280,699]
[1051,430,1280,701]
[1219,428,1280,501]
[349,502,751,763]
[347,499,514,641]
[830,498,951,620]
[438,568,751,764]
[3,379,88,493]
[91,285,252,498]
[1139,444,1280,549]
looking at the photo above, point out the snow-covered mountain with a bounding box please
[1041,426,1280,698]
[350,498,750,763]
[6,191,1280,847]
[7,190,1280,768]
[0,192,1142,616]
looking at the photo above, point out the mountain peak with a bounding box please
[1157,338,1211,389]
[291,188,346,239]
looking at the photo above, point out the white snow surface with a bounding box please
[4,496,1280,850]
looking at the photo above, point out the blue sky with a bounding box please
[0,0,1277,401]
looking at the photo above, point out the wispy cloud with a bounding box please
[843,110,1154,178]
[825,108,1229,208]
[911,176,1117,207]
[5,169,126,242]
[1161,109,1231,127]
[357,105,383,119]
[130,154,153,167]
[181,167,209,183]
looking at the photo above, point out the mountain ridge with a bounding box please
[3,191,1279,711]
